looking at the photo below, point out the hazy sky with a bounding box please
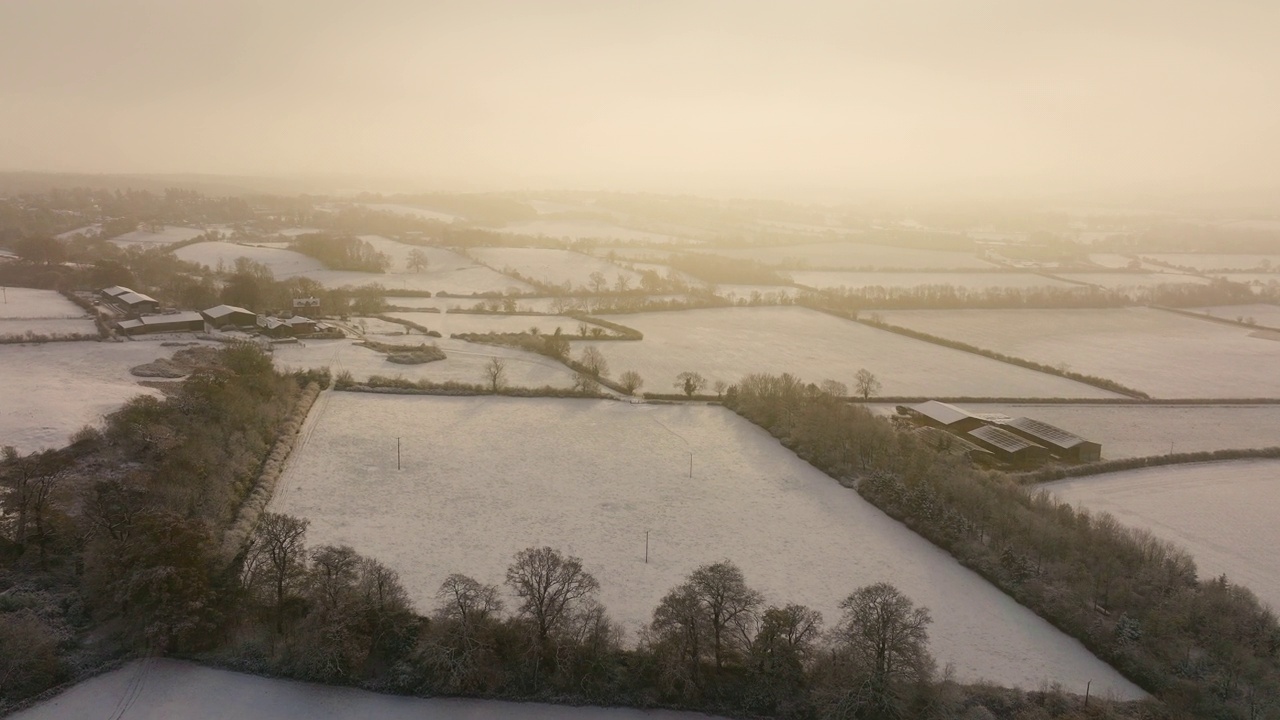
[2,0,1278,202]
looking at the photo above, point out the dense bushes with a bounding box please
[724,374,1280,718]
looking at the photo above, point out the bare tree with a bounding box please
[484,356,507,392]
[713,380,728,398]
[436,573,504,627]
[578,346,609,377]
[674,371,706,397]
[854,368,882,399]
[406,248,430,272]
[588,271,608,294]
[820,379,848,398]
[505,546,600,641]
[834,582,933,710]
[688,561,763,670]
[244,513,310,634]
[619,370,644,394]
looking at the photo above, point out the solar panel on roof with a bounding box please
[1005,417,1085,448]
[969,425,1040,453]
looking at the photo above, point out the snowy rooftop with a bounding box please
[1002,416,1089,449]
[909,400,974,426]
[968,424,1043,453]
[203,304,253,319]
[116,291,157,305]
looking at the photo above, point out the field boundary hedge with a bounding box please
[1012,446,1280,484]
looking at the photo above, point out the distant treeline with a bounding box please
[722,373,1280,718]
[289,233,389,272]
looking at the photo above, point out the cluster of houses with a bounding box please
[100,287,333,339]
[897,400,1102,467]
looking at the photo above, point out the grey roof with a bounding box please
[101,285,133,297]
[908,400,974,426]
[139,311,202,325]
[968,425,1044,454]
[203,304,254,319]
[116,291,157,305]
[1001,417,1089,450]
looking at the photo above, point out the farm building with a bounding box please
[998,417,1102,463]
[912,426,996,464]
[967,425,1050,467]
[100,286,159,314]
[897,401,987,433]
[116,311,205,336]
[258,315,325,338]
[201,304,256,328]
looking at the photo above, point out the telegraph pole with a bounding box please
[645,530,650,564]
[397,437,401,470]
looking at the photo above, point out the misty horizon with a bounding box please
[2,0,1279,208]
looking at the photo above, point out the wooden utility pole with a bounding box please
[397,437,401,470]
[645,530,649,564]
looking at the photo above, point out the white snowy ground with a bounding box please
[573,306,1119,399]
[470,247,643,290]
[787,271,1078,291]
[108,225,207,247]
[10,659,722,720]
[360,202,461,223]
[875,307,1280,399]
[1048,272,1208,290]
[501,219,688,244]
[1046,460,1280,611]
[0,340,207,452]
[698,242,998,270]
[387,311,608,337]
[0,287,96,337]
[269,338,578,389]
[1191,303,1280,329]
[174,241,326,276]
[270,394,1142,697]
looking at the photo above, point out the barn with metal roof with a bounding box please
[998,417,1102,462]
[897,400,987,432]
[966,425,1050,467]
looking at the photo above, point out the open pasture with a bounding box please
[575,307,1118,399]
[10,659,720,720]
[501,219,687,244]
[876,307,1280,398]
[1046,460,1280,611]
[173,241,326,276]
[882,403,1280,460]
[469,247,643,290]
[361,202,461,223]
[1191,303,1280,329]
[787,270,1076,291]
[108,225,206,247]
[1049,272,1208,290]
[270,394,1141,696]
[0,341,215,452]
[269,337,577,389]
[699,241,998,270]
[1141,254,1280,272]
[0,287,96,337]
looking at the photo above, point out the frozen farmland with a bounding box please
[1046,459,1280,612]
[270,393,1143,697]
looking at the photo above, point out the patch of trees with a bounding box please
[290,233,390,273]
[0,344,313,708]
[723,373,1280,718]
[801,284,1123,312]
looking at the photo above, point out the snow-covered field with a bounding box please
[700,242,998,270]
[174,241,326,276]
[0,341,209,452]
[1141,254,1280,272]
[1191,303,1280,329]
[1050,272,1208,290]
[1046,460,1280,611]
[470,247,643,290]
[0,287,96,337]
[574,307,1118,399]
[361,202,461,223]
[270,395,1141,696]
[872,403,1280,459]
[875,307,1280,398]
[108,225,207,247]
[269,338,578,388]
[787,271,1076,291]
[386,311,608,337]
[10,659,718,720]
[501,219,687,244]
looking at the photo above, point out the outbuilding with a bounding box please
[201,304,257,329]
[115,311,205,336]
[898,400,987,433]
[966,425,1050,468]
[998,417,1102,463]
